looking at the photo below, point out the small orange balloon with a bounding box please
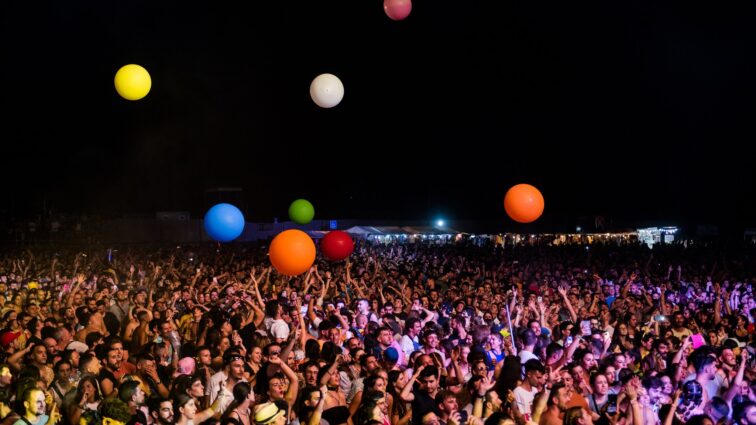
[504,184,545,223]
[269,229,316,276]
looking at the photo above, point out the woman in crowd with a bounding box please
[222,382,255,425]
[67,375,101,425]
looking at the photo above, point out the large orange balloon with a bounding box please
[504,184,545,223]
[269,229,316,276]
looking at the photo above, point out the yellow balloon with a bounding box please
[114,64,151,100]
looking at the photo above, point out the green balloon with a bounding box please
[289,199,315,224]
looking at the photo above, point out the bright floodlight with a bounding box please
[436,219,445,227]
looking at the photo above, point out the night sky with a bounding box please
[2,1,755,229]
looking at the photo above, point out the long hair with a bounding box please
[173,393,195,422]
[386,370,407,418]
[76,375,103,403]
[386,370,403,396]
[353,390,385,425]
[494,355,521,401]
[294,386,321,422]
[222,382,252,420]
[171,374,204,399]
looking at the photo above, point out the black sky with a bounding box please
[1,1,755,228]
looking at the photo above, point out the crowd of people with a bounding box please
[0,239,754,425]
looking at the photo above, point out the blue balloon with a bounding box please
[204,203,245,242]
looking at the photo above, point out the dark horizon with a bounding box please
[2,1,755,228]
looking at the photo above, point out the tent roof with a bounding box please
[401,226,459,235]
[344,226,385,235]
[345,226,460,235]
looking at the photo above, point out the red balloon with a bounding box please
[384,0,412,21]
[320,230,354,261]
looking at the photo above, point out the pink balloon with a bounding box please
[384,0,412,21]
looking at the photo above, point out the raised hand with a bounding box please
[547,365,563,384]
[413,364,426,377]
[506,389,516,405]
[448,411,462,425]
[478,376,496,396]
[450,346,460,363]
[48,402,61,425]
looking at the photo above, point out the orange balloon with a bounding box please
[269,229,316,276]
[503,184,545,223]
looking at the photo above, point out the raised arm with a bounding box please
[725,349,748,403]
[307,297,319,324]
[308,385,328,425]
[8,343,34,371]
[277,324,299,374]
[508,288,517,319]
[672,337,692,368]
[530,389,551,424]
[51,257,58,286]
[473,376,496,419]
[66,274,86,308]
[556,336,582,368]
[713,283,723,325]
[399,365,425,402]
[269,356,299,407]
[663,390,682,425]
[621,273,636,299]
[625,379,643,425]
[557,286,577,323]
[448,347,464,386]
[295,299,313,348]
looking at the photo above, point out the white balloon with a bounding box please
[310,73,345,108]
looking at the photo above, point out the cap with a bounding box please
[682,380,703,404]
[254,402,285,425]
[726,338,747,348]
[270,321,290,340]
[294,349,305,361]
[66,341,90,353]
[383,347,399,363]
[174,357,196,377]
[0,331,20,348]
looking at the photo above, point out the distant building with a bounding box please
[637,226,679,248]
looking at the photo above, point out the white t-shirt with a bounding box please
[519,350,538,365]
[513,385,539,420]
[400,334,420,359]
